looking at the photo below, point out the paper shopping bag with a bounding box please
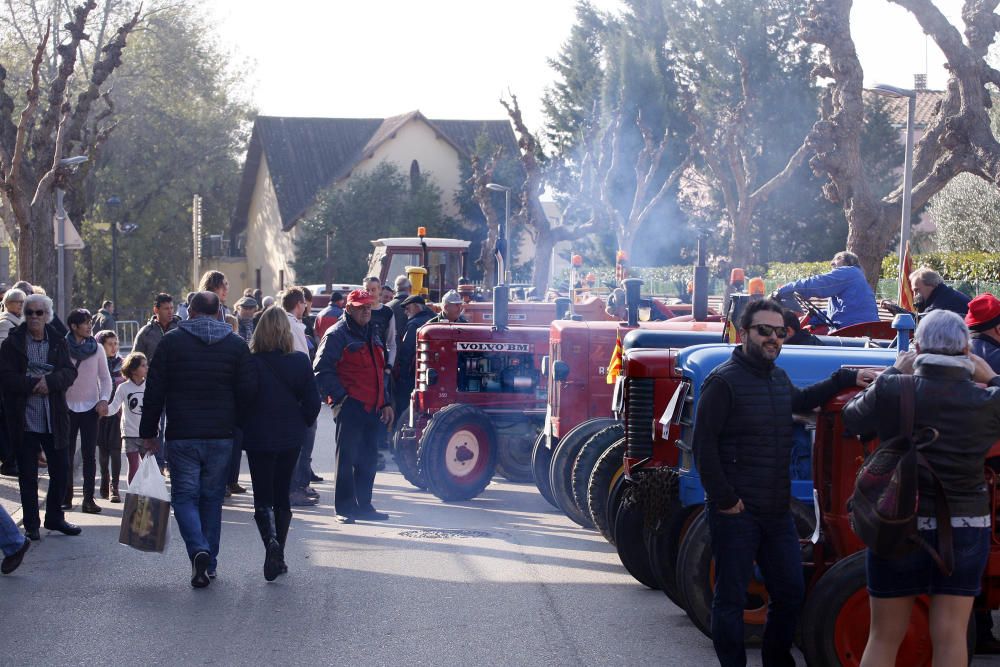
[119,455,170,552]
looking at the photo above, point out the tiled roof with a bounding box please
[865,89,947,128]
[231,112,517,235]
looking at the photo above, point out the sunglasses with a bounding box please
[25,309,46,317]
[749,324,788,339]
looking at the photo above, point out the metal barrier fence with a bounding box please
[116,320,140,351]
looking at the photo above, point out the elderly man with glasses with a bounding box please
[0,293,81,541]
[693,298,875,667]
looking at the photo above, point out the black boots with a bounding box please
[253,508,283,582]
[274,507,291,574]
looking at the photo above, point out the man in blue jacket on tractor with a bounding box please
[773,250,879,330]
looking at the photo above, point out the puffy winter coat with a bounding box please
[138,316,257,440]
[693,346,857,515]
[313,316,389,413]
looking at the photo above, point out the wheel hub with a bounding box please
[446,429,480,477]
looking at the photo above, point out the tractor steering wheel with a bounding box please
[792,292,837,330]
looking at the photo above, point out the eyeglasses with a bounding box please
[750,324,788,339]
[24,309,45,317]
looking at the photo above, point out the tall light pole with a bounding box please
[107,196,121,307]
[870,83,916,303]
[55,155,87,318]
[486,182,510,331]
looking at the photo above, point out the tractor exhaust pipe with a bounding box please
[624,278,643,327]
[693,233,709,322]
[491,190,510,332]
[554,297,571,321]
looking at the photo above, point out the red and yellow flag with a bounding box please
[723,317,739,344]
[899,241,914,312]
[606,333,623,384]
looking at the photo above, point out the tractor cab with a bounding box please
[368,235,470,302]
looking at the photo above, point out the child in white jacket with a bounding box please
[107,352,151,482]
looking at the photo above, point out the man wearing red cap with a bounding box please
[313,289,394,523]
[967,293,1000,372]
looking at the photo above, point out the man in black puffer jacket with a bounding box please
[693,299,874,667]
[139,291,257,588]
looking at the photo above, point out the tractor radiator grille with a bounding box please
[626,377,654,460]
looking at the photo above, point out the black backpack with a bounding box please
[848,374,954,575]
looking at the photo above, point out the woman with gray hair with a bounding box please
[0,293,81,541]
[842,309,1000,665]
[0,288,26,344]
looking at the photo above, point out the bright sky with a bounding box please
[208,0,964,132]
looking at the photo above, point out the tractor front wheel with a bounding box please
[549,418,616,528]
[645,493,698,607]
[613,482,661,590]
[418,404,497,502]
[531,431,558,508]
[572,423,625,527]
[496,430,535,484]
[587,438,626,544]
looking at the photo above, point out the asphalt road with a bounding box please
[1,409,998,666]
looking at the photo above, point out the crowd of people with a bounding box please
[0,272,470,585]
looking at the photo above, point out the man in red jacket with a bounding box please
[313,290,393,523]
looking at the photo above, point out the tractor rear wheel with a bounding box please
[549,418,616,528]
[645,488,698,607]
[799,551,972,667]
[587,438,626,544]
[613,482,661,589]
[418,404,497,501]
[390,408,426,490]
[531,431,558,508]
[496,431,535,484]
[572,423,625,526]
[675,500,815,641]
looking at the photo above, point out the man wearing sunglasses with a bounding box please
[693,298,876,667]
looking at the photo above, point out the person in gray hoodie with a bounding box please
[139,291,257,587]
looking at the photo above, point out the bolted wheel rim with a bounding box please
[833,590,932,666]
[444,426,489,483]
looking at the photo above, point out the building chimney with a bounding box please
[914,73,927,91]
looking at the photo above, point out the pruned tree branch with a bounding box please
[8,20,49,189]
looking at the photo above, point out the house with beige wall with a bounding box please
[219,111,516,297]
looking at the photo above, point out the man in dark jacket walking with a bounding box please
[394,295,435,419]
[0,293,80,541]
[91,301,116,334]
[693,299,874,667]
[314,289,393,523]
[139,291,257,587]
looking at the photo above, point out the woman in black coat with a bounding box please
[0,294,79,541]
[242,306,321,581]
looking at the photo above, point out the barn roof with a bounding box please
[231,112,516,236]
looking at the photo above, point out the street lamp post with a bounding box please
[54,155,87,318]
[485,182,510,331]
[107,196,121,307]
[871,83,917,303]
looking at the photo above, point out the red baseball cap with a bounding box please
[966,293,1000,332]
[346,289,374,307]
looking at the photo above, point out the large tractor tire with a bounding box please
[604,466,629,545]
[571,423,625,526]
[530,431,558,509]
[645,480,699,607]
[675,499,816,641]
[799,551,973,667]
[495,432,535,484]
[390,408,426,490]
[418,404,498,502]
[587,438,626,544]
[613,482,661,589]
[549,418,616,528]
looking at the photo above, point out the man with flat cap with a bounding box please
[428,290,468,324]
[393,294,435,419]
[313,289,394,523]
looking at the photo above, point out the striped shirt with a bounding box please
[25,334,51,434]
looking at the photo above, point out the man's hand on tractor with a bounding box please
[855,369,877,388]
[971,353,999,385]
[893,351,917,374]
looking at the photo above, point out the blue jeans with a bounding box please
[0,504,25,557]
[292,422,317,493]
[167,439,232,570]
[706,505,805,667]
